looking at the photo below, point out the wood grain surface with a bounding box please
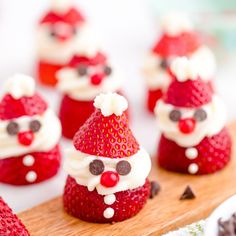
[18,123,236,236]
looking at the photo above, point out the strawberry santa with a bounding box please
[63,93,151,223]
[0,74,62,185]
[37,0,96,86]
[143,12,216,113]
[57,52,123,139]
[155,57,231,175]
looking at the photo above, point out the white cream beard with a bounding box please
[155,96,226,147]
[64,147,151,195]
[189,46,216,81]
[57,67,123,101]
[0,109,61,159]
[143,53,172,90]
[37,23,94,64]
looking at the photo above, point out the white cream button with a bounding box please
[188,163,199,174]
[185,148,198,160]
[22,155,35,166]
[104,194,116,205]
[103,207,114,219]
[26,171,37,183]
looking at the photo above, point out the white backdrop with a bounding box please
[0,0,236,213]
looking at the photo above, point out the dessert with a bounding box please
[37,0,96,86]
[143,12,216,113]
[205,195,236,236]
[0,74,61,185]
[57,52,123,139]
[0,197,29,236]
[155,57,231,175]
[63,93,151,223]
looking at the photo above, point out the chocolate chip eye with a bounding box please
[116,161,131,176]
[169,110,181,122]
[72,27,77,35]
[6,122,19,135]
[104,66,112,76]
[194,109,207,122]
[89,160,104,175]
[160,59,169,70]
[50,29,56,37]
[77,64,87,76]
[29,120,41,133]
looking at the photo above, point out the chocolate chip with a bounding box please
[104,66,112,76]
[180,186,196,200]
[116,161,131,176]
[149,181,161,199]
[169,109,181,122]
[29,120,41,133]
[72,27,77,35]
[77,64,87,76]
[160,59,169,70]
[89,160,104,175]
[194,109,207,122]
[50,29,56,38]
[6,122,19,135]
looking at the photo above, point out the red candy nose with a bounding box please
[18,131,34,146]
[57,34,71,42]
[100,171,119,188]
[178,118,196,134]
[90,73,105,86]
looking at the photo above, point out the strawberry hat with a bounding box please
[0,74,47,120]
[163,57,213,108]
[68,52,107,68]
[152,12,203,57]
[73,93,139,158]
[40,0,85,26]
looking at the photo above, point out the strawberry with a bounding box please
[0,93,47,120]
[73,109,138,158]
[147,89,163,113]
[153,32,202,57]
[163,78,213,108]
[0,145,61,185]
[59,95,95,139]
[63,176,150,223]
[158,128,231,174]
[38,61,64,86]
[0,197,29,236]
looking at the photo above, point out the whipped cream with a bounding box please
[4,74,35,99]
[37,23,98,64]
[161,12,193,37]
[144,46,215,90]
[0,109,61,159]
[51,0,72,14]
[155,95,226,147]
[64,147,151,196]
[94,93,128,117]
[57,66,123,101]
[170,57,198,82]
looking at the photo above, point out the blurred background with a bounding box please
[0,0,236,212]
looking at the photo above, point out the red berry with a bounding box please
[178,118,196,134]
[100,171,119,187]
[158,128,231,175]
[73,109,138,158]
[90,73,104,86]
[0,145,61,185]
[18,131,34,146]
[0,197,29,236]
[63,176,150,223]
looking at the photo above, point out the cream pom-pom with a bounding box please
[170,57,198,82]
[94,93,128,117]
[161,12,193,37]
[51,0,72,14]
[4,74,36,99]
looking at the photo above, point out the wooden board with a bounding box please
[18,122,236,236]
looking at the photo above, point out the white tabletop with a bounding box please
[0,0,236,213]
